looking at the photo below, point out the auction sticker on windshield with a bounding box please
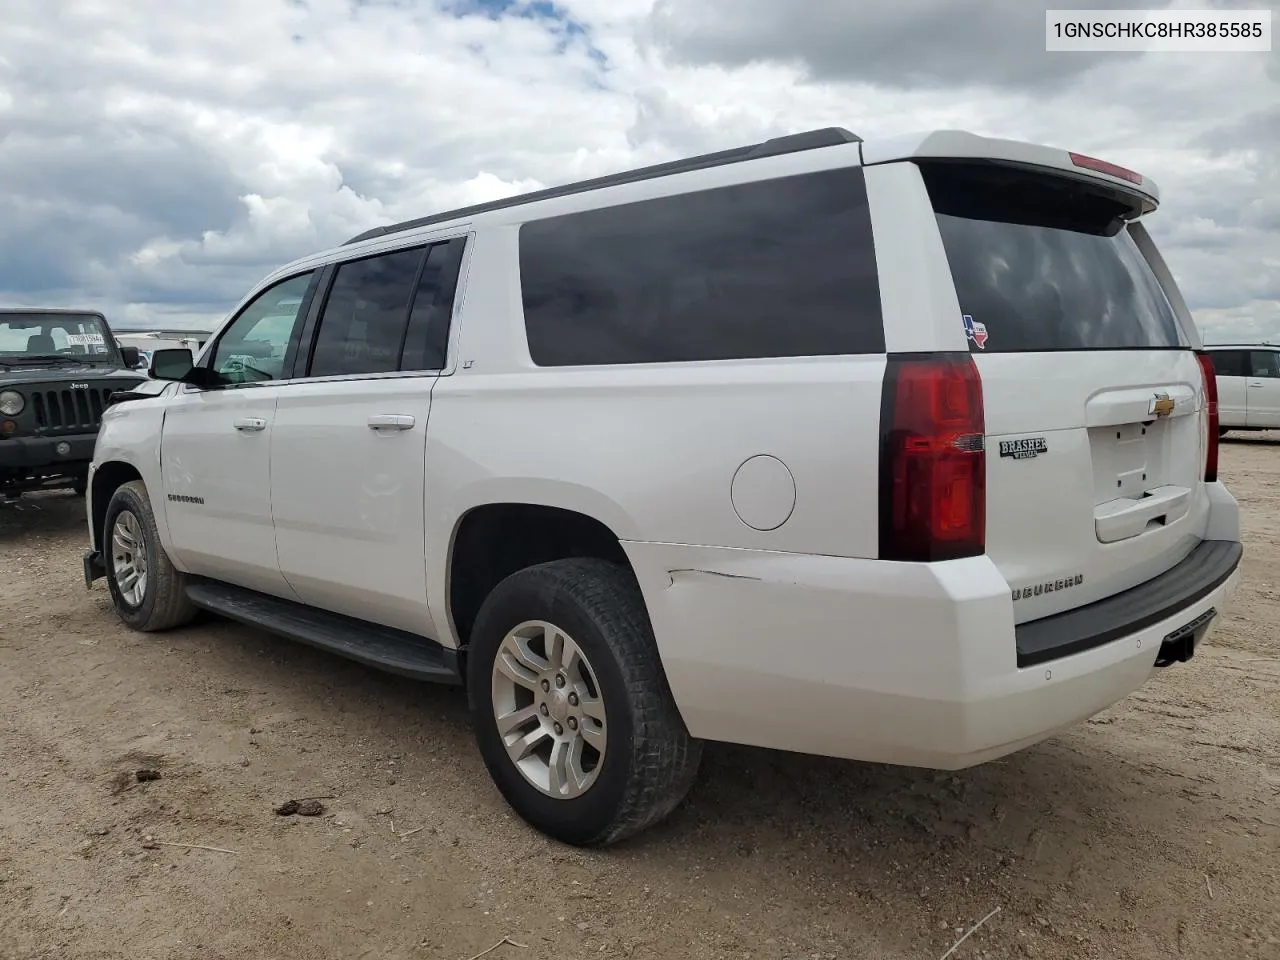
[67,333,105,346]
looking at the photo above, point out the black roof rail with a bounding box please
[343,126,862,245]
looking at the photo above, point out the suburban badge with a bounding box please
[1013,574,1084,601]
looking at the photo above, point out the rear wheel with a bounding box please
[103,480,197,632]
[467,558,701,846]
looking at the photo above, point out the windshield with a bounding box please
[0,313,119,363]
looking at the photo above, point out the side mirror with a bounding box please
[150,348,226,388]
[119,346,141,368]
[149,348,195,381]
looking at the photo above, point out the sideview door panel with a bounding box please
[271,379,437,636]
[1246,350,1280,429]
[160,385,288,594]
[269,238,464,639]
[158,269,319,597]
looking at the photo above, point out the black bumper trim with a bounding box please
[1015,539,1243,668]
[0,433,98,469]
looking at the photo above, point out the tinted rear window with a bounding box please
[1208,350,1248,377]
[519,167,883,366]
[1252,351,1280,378]
[921,162,1183,353]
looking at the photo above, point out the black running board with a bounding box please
[185,580,462,685]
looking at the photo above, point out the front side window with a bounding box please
[210,272,316,384]
[1251,351,1280,378]
[519,167,884,366]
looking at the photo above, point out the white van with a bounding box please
[84,127,1242,846]
[1203,344,1280,435]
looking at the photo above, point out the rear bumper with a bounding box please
[0,434,97,470]
[624,538,1242,770]
[1015,539,1242,667]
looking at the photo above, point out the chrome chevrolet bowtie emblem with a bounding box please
[1149,392,1175,418]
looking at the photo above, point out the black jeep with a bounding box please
[0,309,143,500]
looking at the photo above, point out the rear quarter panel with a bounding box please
[423,225,887,647]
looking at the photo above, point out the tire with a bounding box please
[467,558,702,846]
[103,480,197,632]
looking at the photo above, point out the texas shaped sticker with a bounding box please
[962,314,988,349]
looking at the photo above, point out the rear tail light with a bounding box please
[1196,351,1219,483]
[879,353,986,562]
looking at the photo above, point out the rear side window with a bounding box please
[309,247,424,378]
[921,162,1183,353]
[306,239,465,378]
[399,238,467,372]
[519,167,883,366]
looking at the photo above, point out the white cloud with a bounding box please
[0,0,1275,342]
[1196,300,1280,344]
[646,0,1153,89]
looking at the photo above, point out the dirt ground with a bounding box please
[1,442,1278,960]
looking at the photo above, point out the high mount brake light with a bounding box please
[1068,152,1143,185]
[878,354,986,563]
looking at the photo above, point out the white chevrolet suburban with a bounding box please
[83,127,1243,846]
[1202,343,1280,435]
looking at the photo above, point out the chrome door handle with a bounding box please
[367,414,415,431]
[233,417,267,432]
[1249,381,1265,388]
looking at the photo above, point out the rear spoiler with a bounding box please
[861,130,1159,216]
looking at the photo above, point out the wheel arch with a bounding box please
[443,497,640,652]
[90,461,144,550]
[90,395,173,557]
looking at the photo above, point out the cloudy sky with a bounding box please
[0,0,1276,341]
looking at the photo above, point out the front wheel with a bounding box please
[103,480,197,632]
[467,558,702,846]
